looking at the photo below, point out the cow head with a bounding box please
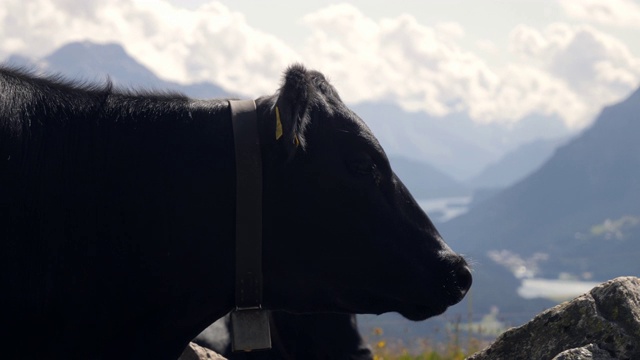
[257,64,471,321]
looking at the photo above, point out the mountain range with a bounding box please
[440,86,640,323]
[389,156,470,199]
[3,41,572,193]
[6,41,229,99]
[352,102,572,181]
[465,136,569,189]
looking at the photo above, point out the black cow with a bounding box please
[193,312,373,360]
[0,64,471,359]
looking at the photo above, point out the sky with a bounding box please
[1,0,639,130]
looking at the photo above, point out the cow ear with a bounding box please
[274,64,313,158]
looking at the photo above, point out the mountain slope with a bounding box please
[352,102,572,181]
[389,156,470,199]
[466,137,568,189]
[352,102,498,180]
[43,41,164,87]
[444,87,640,261]
[11,41,230,99]
[438,87,640,322]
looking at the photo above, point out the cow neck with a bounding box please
[228,99,271,351]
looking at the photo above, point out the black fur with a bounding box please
[1,64,471,360]
[194,312,373,360]
[274,63,314,156]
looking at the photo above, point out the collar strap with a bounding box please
[229,100,271,351]
[230,99,263,308]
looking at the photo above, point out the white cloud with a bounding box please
[299,4,640,128]
[434,22,466,40]
[301,4,499,117]
[1,0,639,130]
[559,0,640,28]
[0,0,299,95]
[508,23,640,127]
[469,65,590,128]
[475,39,499,55]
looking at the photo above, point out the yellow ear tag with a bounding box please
[275,106,283,140]
[275,106,300,147]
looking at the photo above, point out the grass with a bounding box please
[365,315,496,360]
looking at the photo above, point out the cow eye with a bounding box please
[347,155,376,176]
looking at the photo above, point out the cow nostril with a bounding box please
[456,265,473,294]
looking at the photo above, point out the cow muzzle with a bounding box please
[442,254,473,306]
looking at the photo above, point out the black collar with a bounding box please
[228,99,272,352]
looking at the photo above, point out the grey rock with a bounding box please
[466,276,640,360]
[552,344,616,360]
[178,342,227,360]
